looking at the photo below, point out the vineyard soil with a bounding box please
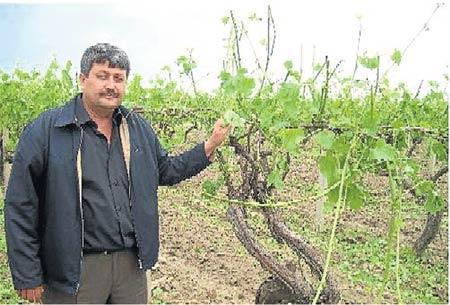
[147,153,448,304]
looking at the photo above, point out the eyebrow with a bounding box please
[95,71,125,76]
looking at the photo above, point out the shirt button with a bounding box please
[113,179,119,186]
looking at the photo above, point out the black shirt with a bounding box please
[75,97,136,252]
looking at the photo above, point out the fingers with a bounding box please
[215,119,227,130]
[17,287,44,303]
[18,289,29,302]
[29,289,36,303]
[215,119,232,133]
[24,290,30,301]
[26,289,34,303]
[214,121,231,142]
[35,286,44,303]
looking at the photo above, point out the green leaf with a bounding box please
[219,71,234,94]
[392,119,403,129]
[219,70,231,81]
[371,139,396,162]
[391,49,402,65]
[268,170,284,190]
[362,113,380,136]
[236,77,255,96]
[402,159,419,175]
[326,186,339,210]
[277,83,300,118]
[176,55,196,74]
[424,192,445,213]
[223,110,245,128]
[314,131,335,150]
[415,181,445,213]
[330,135,350,157]
[202,178,224,196]
[259,106,275,128]
[346,183,365,210]
[431,140,447,162]
[284,60,293,70]
[415,181,434,197]
[279,128,303,154]
[235,68,255,96]
[219,68,255,96]
[358,54,379,69]
[202,180,218,195]
[318,154,338,183]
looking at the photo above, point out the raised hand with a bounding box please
[204,119,232,158]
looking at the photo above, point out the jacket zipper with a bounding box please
[75,123,85,292]
[121,113,144,270]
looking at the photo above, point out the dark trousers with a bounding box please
[43,249,148,304]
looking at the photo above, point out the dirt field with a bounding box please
[146,158,448,304]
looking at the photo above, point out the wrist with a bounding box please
[204,140,216,160]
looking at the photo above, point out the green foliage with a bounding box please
[202,177,224,196]
[279,128,303,155]
[176,55,197,75]
[0,59,76,150]
[391,49,402,65]
[429,139,447,162]
[219,68,255,97]
[346,182,365,210]
[359,53,380,69]
[268,157,289,190]
[416,181,445,213]
[319,153,339,184]
[314,131,335,150]
[284,60,293,70]
[223,110,245,128]
[371,139,396,162]
[268,169,284,190]
[150,287,166,304]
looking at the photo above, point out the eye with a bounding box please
[114,76,125,83]
[96,74,107,80]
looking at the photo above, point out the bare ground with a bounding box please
[146,154,448,304]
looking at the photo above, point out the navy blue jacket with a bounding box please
[4,94,211,294]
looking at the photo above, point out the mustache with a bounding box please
[99,90,119,98]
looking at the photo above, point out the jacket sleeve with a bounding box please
[155,135,212,186]
[4,119,46,289]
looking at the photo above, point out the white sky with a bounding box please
[0,0,449,94]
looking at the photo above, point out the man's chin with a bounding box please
[98,97,122,108]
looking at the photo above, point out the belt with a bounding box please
[83,248,136,255]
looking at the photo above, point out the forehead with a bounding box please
[89,62,127,75]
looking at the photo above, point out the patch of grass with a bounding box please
[149,286,166,304]
[338,231,447,303]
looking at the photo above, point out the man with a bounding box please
[4,43,230,304]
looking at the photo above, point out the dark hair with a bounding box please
[80,43,130,77]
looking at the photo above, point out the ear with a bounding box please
[79,73,87,90]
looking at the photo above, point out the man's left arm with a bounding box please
[157,119,230,186]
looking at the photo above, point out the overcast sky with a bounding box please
[0,0,448,93]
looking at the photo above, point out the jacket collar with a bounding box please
[54,94,79,128]
[54,93,132,128]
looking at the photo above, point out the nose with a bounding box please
[105,77,115,90]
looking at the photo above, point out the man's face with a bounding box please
[79,61,127,110]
